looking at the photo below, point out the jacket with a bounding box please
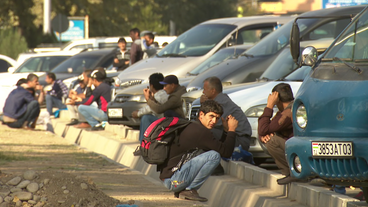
[130,39,143,64]
[3,87,35,119]
[76,82,111,112]
[137,89,169,118]
[258,104,293,139]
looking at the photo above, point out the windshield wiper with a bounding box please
[240,53,254,58]
[186,72,198,76]
[333,57,363,74]
[157,53,187,57]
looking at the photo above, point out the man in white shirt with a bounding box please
[141,32,157,59]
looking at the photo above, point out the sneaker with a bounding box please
[89,125,104,131]
[211,164,225,176]
[178,189,208,202]
[277,175,305,185]
[66,119,79,126]
[354,191,365,201]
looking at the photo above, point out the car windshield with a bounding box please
[15,56,70,73]
[188,47,247,75]
[283,66,312,81]
[157,24,236,57]
[323,9,368,62]
[260,47,299,80]
[51,55,101,74]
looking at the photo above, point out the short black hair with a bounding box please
[162,42,168,47]
[204,76,222,93]
[118,37,127,44]
[199,100,223,116]
[46,72,56,81]
[149,73,164,91]
[27,73,38,82]
[272,83,294,103]
[144,32,155,40]
[130,28,140,35]
[16,78,28,86]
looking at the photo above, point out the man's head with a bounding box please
[16,78,28,87]
[198,100,223,129]
[203,76,222,100]
[162,42,168,48]
[117,37,127,51]
[77,74,86,89]
[159,75,179,94]
[27,73,39,89]
[272,83,294,110]
[149,73,164,93]
[83,69,93,85]
[144,33,155,46]
[129,28,140,41]
[45,72,56,84]
[90,69,106,86]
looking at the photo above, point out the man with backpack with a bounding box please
[152,100,238,202]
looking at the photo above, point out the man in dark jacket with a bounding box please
[258,83,296,185]
[113,37,130,71]
[45,72,68,115]
[160,100,238,202]
[129,28,143,64]
[75,69,111,131]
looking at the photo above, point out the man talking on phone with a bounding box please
[258,83,298,185]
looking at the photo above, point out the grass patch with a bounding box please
[0,151,28,161]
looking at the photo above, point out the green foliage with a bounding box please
[0,29,29,59]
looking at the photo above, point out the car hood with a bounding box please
[117,57,203,83]
[0,72,45,87]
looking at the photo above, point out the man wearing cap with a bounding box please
[75,69,111,130]
[45,72,68,116]
[144,75,186,118]
[65,74,89,126]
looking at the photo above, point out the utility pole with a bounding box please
[43,0,51,34]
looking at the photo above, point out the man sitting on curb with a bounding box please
[145,75,186,118]
[159,100,238,202]
[74,69,111,131]
[66,74,88,126]
[258,83,299,185]
[45,72,68,116]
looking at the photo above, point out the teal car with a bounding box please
[285,5,368,201]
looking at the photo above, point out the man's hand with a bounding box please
[125,60,130,65]
[260,133,274,144]
[131,110,139,118]
[200,94,208,104]
[227,115,238,132]
[221,117,229,132]
[35,85,43,91]
[143,88,151,101]
[267,91,279,109]
[66,99,75,105]
[114,58,119,63]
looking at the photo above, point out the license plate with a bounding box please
[108,108,123,118]
[312,142,353,157]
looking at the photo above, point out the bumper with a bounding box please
[286,137,368,182]
[107,101,147,127]
[247,117,271,158]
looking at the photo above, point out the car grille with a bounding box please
[121,80,142,87]
[190,106,200,121]
[114,95,132,103]
[310,157,368,180]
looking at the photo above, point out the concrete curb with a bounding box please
[52,118,363,207]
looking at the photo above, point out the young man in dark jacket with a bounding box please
[45,72,68,115]
[129,28,143,64]
[160,100,238,202]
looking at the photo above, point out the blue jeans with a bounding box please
[46,94,66,115]
[163,150,221,192]
[139,114,158,142]
[7,100,40,128]
[78,105,108,127]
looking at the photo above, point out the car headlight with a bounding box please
[222,82,232,87]
[296,104,307,128]
[244,104,278,118]
[293,156,302,173]
[130,95,146,102]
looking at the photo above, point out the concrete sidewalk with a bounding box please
[52,112,365,207]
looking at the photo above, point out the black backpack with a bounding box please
[140,117,191,165]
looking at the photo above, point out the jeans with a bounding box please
[163,150,221,192]
[46,94,66,115]
[78,105,108,127]
[139,114,158,142]
[7,100,40,128]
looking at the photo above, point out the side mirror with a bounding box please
[8,67,15,73]
[290,22,300,65]
[301,46,318,66]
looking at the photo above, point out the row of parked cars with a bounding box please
[1,6,368,190]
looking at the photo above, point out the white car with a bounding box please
[0,54,17,73]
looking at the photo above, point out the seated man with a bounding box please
[141,32,157,59]
[66,74,88,126]
[131,73,169,142]
[145,75,186,118]
[2,78,40,129]
[45,72,68,115]
[258,83,296,185]
[159,100,238,202]
[75,69,111,131]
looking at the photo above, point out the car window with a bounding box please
[0,59,11,72]
[284,66,312,81]
[157,24,236,57]
[304,19,351,40]
[260,48,299,80]
[70,44,93,50]
[16,57,42,73]
[39,56,70,72]
[237,26,275,45]
[100,56,114,68]
[51,55,102,74]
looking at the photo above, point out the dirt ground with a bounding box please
[0,125,204,207]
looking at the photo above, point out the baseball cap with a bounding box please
[77,74,84,82]
[90,69,106,80]
[159,75,178,85]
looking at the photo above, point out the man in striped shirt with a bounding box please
[45,72,68,115]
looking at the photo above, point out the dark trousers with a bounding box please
[164,110,182,118]
[265,135,289,176]
[7,101,40,128]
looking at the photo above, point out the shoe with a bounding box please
[66,119,79,126]
[177,189,208,202]
[277,175,306,185]
[354,191,365,201]
[133,146,142,156]
[211,164,225,176]
[74,123,91,128]
[89,125,104,131]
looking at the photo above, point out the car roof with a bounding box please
[201,15,295,26]
[299,5,366,17]
[20,50,80,57]
[72,48,116,57]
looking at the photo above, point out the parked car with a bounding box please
[114,15,294,88]
[0,54,17,73]
[285,5,368,197]
[106,45,250,126]
[185,6,364,92]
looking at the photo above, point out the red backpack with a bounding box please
[140,117,191,165]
